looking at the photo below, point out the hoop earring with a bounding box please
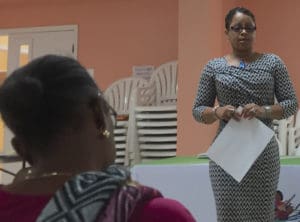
[100,129,110,139]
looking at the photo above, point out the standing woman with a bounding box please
[192,7,298,222]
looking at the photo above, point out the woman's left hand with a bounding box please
[242,103,264,119]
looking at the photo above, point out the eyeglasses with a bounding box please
[230,25,256,33]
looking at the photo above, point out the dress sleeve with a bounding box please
[274,56,298,119]
[129,197,196,222]
[192,61,216,123]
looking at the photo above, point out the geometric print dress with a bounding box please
[192,53,298,222]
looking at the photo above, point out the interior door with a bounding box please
[7,30,76,74]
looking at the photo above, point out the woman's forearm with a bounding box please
[268,104,284,120]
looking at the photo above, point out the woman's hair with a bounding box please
[0,55,109,151]
[225,7,256,30]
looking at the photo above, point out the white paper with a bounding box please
[207,118,274,182]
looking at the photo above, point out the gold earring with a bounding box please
[101,129,110,139]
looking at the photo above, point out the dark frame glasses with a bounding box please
[230,25,256,33]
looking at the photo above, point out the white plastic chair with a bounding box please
[125,61,178,165]
[288,126,300,156]
[149,61,177,105]
[104,77,148,115]
[132,105,177,164]
[294,109,300,128]
[287,110,300,156]
[113,120,128,165]
[273,115,294,156]
[104,77,149,165]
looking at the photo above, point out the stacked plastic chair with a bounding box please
[150,61,178,105]
[128,61,178,165]
[104,77,148,165]
[273,115,295,156]
[288,110,300,156]
[133,105,177,163]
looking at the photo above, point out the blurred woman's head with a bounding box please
[0,55,116,169]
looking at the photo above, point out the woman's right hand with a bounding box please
[215,105,241,121]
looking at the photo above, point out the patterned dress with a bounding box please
[192,53,298,222]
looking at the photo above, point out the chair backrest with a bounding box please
[288,126,300,156]
[104,77,149,166]
[149,61,178,105]
[135,81,157,106]
[131,105,177,165]
[104,77,148,115]
[113,119,129,165]
[287,110,300,156]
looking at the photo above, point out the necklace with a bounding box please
[234,52,256,68]
[24,169,73,181]
[239,60,246,69]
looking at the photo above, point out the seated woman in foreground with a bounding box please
[0,55,196,222]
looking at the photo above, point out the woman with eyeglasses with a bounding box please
[0,55,196,222]
[192,7,298,222]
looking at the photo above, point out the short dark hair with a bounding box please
[225,7,256,30]
[0,55,108,151]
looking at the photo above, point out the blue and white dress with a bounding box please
[192,53,298,222]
